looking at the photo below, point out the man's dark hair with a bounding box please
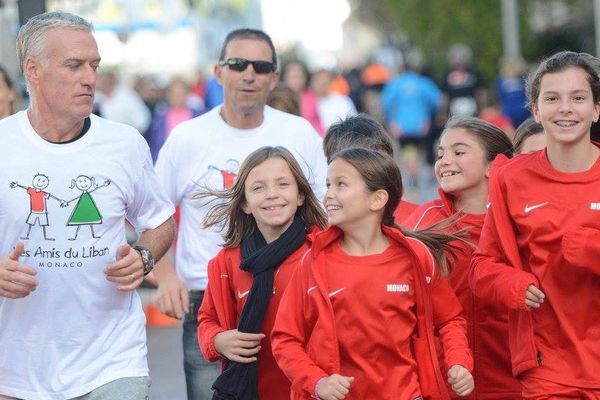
[218,28,277,67]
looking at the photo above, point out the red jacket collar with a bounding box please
[310,224,419,255]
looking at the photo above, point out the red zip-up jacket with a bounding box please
[198,237,313,400]
[272,225,472,400]
[394,199,419,222]
[470,151,600,388]
[404,189,521,399]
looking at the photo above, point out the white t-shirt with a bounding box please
[317,94,357,130]
[155,105,327,290]
[0,112,174,399]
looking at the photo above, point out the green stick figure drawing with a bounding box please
[10,174,67,241]
[63,175,111,241]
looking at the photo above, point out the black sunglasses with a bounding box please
[218,58,276,74]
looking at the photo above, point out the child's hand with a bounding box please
[525,284,545,309]
[214,329,265,363]
[316,374,354,400]
[447,365,474,397]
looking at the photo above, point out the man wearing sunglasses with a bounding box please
[154,28,326,399]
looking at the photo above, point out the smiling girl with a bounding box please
[272,148,474,400]
[197,146,327,400]
[471,51,600,398]
[403,117,519,399]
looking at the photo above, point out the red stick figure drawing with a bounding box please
[10,174,67,241]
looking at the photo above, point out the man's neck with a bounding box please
[27,107,86,143]
[219,104,264,129]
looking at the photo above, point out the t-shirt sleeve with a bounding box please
[154,132,184,207]
[126,137,175,231]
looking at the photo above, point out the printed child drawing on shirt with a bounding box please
[63,175,111,240]
[208,158,240,189]
[10,173,67,241]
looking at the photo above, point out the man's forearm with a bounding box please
[136,217,175,262]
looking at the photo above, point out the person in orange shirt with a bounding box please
[471,51,600,399]
[272,148,474,400]
[403,117,520,399]
[322,113,418,221]
[197,146,327,400]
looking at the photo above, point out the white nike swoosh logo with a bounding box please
[328,287,345,298]
[524,202,549,213]
[237,290,250,299]
[220,274,229,278]
[307,285,317,295]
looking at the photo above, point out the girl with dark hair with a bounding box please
[322,113,417,220]
[273,148,474,399]
[513,117,546,154]
[471,51,600,398]
[404,117,520,399]
[197,146,327,400]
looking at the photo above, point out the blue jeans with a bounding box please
[183,290,221,400]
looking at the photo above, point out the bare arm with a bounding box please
[105,217,175,291]
[136,216,175,262]
[153,247,190,319]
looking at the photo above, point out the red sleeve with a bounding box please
[198,252,236,362]
[394,200,419,224]
[271,254,328,398]
[469,165,538,311]
[401,201,446,230]
[563,226,600,275]
[431,277,473,372]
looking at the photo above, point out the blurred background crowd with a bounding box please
[2,1,600,204]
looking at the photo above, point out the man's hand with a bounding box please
[214,329,265,363]
[0,242,38,298]
[316,374,354,400]
[154,270,189,319]
[105,244,143,291]
[525,284,545,309]
[448,365,474,397]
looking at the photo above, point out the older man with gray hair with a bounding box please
[0,11,175,399]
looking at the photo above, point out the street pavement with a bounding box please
[147,325,187,399]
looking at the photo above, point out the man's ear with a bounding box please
[269,71,280,91]
[214,63,223,85]
[24,57,39,87]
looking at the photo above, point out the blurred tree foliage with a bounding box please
[350,0,591,85]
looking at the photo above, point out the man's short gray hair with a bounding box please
[16,11,92,73]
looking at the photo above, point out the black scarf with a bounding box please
[211,216,307,400]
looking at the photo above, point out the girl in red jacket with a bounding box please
[197,146,327,400]
[470,51,600,399]
[403,117,520,399]
[272,148,474,400]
